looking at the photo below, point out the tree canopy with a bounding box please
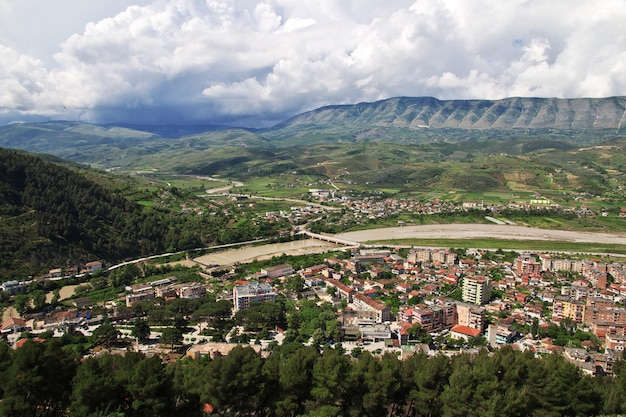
[1,338,625,417]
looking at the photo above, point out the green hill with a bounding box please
[0,148,179,277]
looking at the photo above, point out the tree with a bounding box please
[32,289,46,311]
[408,353,449,417]
[310,348,352,416]
[160,327,183,350]
[202,346,266,415]
[14,293,29,315]
[531,317,539,338]
[0,341,12,399]
[70,354,126,416]
[285,275,305,292]
[1,339,78,417]
[276,346,319,416]
[131,320,151,342]
[92,323,120,348]
[326,286,337,297]
[127,355,174,417]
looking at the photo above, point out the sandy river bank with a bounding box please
[334,224,626,245]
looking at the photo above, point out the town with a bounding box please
[2,236,625,378]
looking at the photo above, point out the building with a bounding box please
[584,306,626,326]
[352,293,391,323]
[174,282,206,299]
[233,282,276,312]
[0,317,27,334]
[85,261,103,273]
[487,324,519,347]
[553,295,586,323]
[407,248,456,265]
[48,268,62,278]
[359,323,393,342]
[401,300,457,333]
[450,324,482,341]
[462,276,492,305]
[125,290,154,307]
[1,280,26,295]
[456,302,485,331]
[324,278,354,303]
[186,343,262,359]
[605,334,626,351]
[516,255,541,274]
[261,264,294,279]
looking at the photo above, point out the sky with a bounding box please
[1,0,625,127]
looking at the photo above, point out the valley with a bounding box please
[1,96,626,417]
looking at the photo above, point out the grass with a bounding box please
[364,237,626,255]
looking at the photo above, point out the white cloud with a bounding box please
[0,0,625,125]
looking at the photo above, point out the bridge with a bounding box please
[300,230,360,247]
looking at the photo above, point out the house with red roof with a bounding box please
[450,324,482,341]
[14,337,46,349]
[1,317,27,334]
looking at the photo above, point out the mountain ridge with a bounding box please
[1,96,625,168]
[273,96,626,131]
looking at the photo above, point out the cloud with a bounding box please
[0,0,625,126]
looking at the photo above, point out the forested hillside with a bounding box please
[1,340,625,417]
[0,148,177,276]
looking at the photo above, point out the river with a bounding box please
[194,239,342,267]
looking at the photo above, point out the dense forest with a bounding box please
[0,148,285,278]
[1,339,625,417]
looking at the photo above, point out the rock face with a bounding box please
[277,96,626,130]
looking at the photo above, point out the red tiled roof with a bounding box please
[1,317,26,330]
[450,324,481,338]
[354,293,388,311]
[14,337,46,349]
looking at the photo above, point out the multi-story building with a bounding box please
[487,324,518,347]
[462,276,491,305]
[584,305,626,326]
[174,283,207,299]
[584,271,608,289]
[233,282,276,312]
[324,278,355,303]
[407,248,456,265]
[85,261,103,273]
[125,290,155,307]
[515,255,541,275]
[553,295,586,323]
[352,293,391,323]
[542,258,584,273]
[605,334,626,351]
[456,301,485,331]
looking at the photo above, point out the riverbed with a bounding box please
[194,240,342,267]
[334,224,626,245]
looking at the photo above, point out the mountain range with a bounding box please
[0,96,625,169]
[280,96,626,130]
